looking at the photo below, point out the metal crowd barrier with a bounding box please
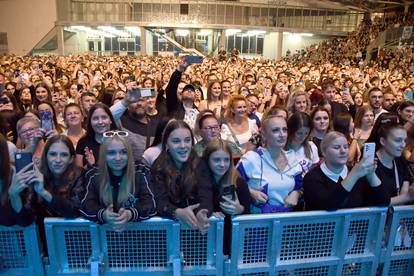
[0,223,44,276]
[381,205,414,276]
[0,207,413,276]
[227,207,388,276]
[43,217,224,276]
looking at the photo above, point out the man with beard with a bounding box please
[164,58,199,130]
[110,85,158,161]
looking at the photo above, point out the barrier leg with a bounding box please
[172,257,181,276]
[90,260,101,276]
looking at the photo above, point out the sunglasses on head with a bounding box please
[103,130,129,138]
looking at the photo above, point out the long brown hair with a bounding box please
[203,139,238,188]
[0,134,11,205]
[39,135,79,194]
[97,135,136,206]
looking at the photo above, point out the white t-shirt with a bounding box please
[291,141,319,175]
[237,147,302,210]
[221,119,258,153]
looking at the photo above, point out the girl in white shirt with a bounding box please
[285,112,319,175]
[237,114,303,213]
[221,95,258,153]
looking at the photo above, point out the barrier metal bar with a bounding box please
[0,223,44,276]
[381,205,414,276]
[229,207,388,276]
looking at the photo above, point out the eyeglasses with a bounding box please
[20,127,37,136]
[202,125,221,131]
[103,130,129,138]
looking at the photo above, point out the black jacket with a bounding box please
[80,162,157,223]
[303,165,390,211]
[151,151,214,219]
[165,69,196,120]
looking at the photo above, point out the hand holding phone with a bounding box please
[129,87,156,99]
[185,55,204,64]
[40,111,55,132]
[222,185,236,201]
[15,152,33,173]
[363,143,376,165]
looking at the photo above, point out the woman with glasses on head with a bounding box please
[151,120,213,233]
[75,103,117,168]
[81,131,156,225]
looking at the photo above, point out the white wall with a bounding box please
[0,0,56,55]
[263,32,280,60]
[281,34,329,56]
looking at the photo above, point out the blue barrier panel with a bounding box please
[179,217,224,276]
[228,207,388,276]
[44,218,100,276]
[44,217,224,276]
[99,217,177,276]
[0,223,44,276]
[381,205,414,276]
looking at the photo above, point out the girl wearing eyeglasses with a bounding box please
[8,135,85,224]
[151,120,213,233]
[75,103,117,168]
[80,132,156,225]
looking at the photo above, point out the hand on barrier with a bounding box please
[196,209,210,235]
[103,204,121,224]
[175,203,200,230]
[250,189,268,205]
[220,196,244,215]
[213,211,225,218]
[116,208,132,224]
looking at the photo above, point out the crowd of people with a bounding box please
[291,11,414,65]
[1,16,414,256]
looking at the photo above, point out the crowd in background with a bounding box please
[1,12,414,257]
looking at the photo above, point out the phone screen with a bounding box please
[41,111,55,132]
[222,185,236,201]
[15,152,33,173]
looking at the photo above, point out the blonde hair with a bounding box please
[320,131,347,158]
[286,90,311,114]
[98,135,136,206]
